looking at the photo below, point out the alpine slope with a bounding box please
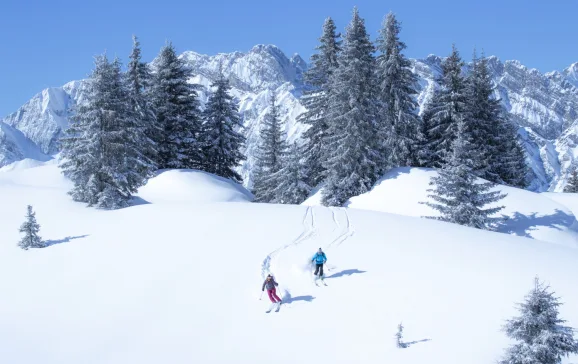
[0,160,577,364]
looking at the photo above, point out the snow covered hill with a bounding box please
[1,44,577,190]
[1,161,577,364]
[305,167,578,247]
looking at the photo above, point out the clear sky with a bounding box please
[1,0,577,117]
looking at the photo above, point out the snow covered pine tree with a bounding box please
[322,7,380,206]
[59,54,151,209]
[150,42,203,170]
[18,205,44,250]
[376,12,420,168]
[200,72,246,183]
[563,167,578,192]
[126,35,159,175]
[465,51,527,187]
[299,17,341,187]
[269,142,311,204]
[500,277,578,364]
[252,91,288,202]
[423,119,507,230]
[425,45,469,166]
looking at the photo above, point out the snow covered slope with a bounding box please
[306,167,578,247]
[1,45,577,190]
[0,162,577,364]
[0,122,51,166]
[138,169,254,204]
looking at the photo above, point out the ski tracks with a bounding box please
[327,207,355,248]
[261,206,316,279]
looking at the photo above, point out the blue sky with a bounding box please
[1,0,576,117]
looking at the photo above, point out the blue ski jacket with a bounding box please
[312,252,327,264]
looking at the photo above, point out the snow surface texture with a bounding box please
[1,45,578,190]
[305,167,578,247]
[0,161,577,364]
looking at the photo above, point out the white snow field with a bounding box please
[306,167,578,247]
[1,162,578,364]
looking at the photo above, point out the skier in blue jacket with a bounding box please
[311,248,327,279]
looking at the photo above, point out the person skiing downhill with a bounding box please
[262,274,282,303]
[311,248,327,279]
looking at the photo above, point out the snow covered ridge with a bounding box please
[1,44,578,190]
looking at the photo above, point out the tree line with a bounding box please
[254,7,528,230]
[59,7,538,230]
[59,37,246,209]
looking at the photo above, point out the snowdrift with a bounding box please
[137,169,254,204]
[306,167,578,247]
[1,163,577,364]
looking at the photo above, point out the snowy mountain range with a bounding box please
[1,44,577,191]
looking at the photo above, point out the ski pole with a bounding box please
[259,291,263,300]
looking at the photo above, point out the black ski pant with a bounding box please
[314,263,324,277]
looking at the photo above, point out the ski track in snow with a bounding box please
[327,207,355,249]
[260,206,316,279]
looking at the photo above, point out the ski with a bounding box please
[265,303,276,313]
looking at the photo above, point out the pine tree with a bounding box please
[564,167,578,192]
[500,277,578,364]
[269,142,311,204]
[18,205,44,250]
[252,91,288,202]
[60,54,151,209]
[396,323,408,348]
[494,121,529,188]
[465,52,528,186]
[126,35,159,173]
[299,17,341,187]
[417,90,442,168]
[322,7,380,207]
[428,45,469,165]
[423,119,507,230]
[150,42,203,170]
[376,12,420,168]
[201,73,246,183]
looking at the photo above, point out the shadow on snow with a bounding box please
[281,291,316,304]
[400,338,432,348]
[326,269,367,279]
[496,209,577,238]
[44,234,90,247]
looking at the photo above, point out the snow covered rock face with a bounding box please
[1,45,577,191]
[0,122,51,167]
[1,82,82,156]
[181,44,307,187]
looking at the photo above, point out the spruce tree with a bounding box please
[423,119,507,230]
[252,91,288,202]
[150,42,203,170]
[417,90,442,168]
[564,167,578,192]
[18,205,44,250]
[376,12,420,168]
[500,277,578,364]
[494,121,529,188]
[322,7,380,207]
[60,55,150,209]
[428,45,469,165]
[201,73,246,183]
[396,323,407,348]
[269,142,311,204]
[465,52,528,186]
[126,35,159,173]
[299,17,341,187]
